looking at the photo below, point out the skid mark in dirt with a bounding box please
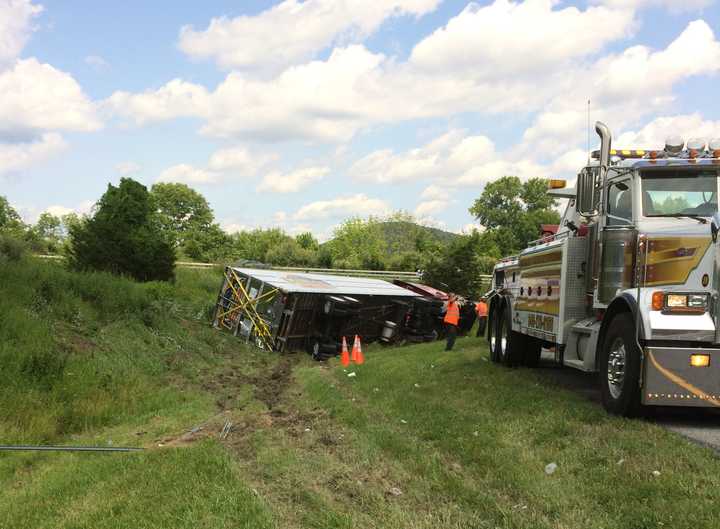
[253,356,295,410]
[160,355,303,449]
[201,354,298,410]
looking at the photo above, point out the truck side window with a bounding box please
[607,180,632,225]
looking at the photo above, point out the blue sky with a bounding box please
[2,0,720,239]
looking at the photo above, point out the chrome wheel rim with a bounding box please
[490,325,497,352]
[499,318,508,359]
[607,337,626,400]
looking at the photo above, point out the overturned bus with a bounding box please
[212,267,427,359]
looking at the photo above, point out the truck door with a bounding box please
[598,177,637,304]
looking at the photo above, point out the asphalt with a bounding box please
[535,352,720,451]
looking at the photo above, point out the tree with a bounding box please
[230,228,287,262]
[265,239,317,267]
[69,178,176,282]
[295,231,319,251]
[469,176,560,255]
[0,196,25,236]
[150,183,214,247]
[326,217,387,270]
[29,213,63,253]
[423,232,495,299]
[182,223,232,262]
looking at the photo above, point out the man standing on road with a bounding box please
[475,298,488,337]
[443,293,460,351]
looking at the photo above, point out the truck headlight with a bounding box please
[657,292,709,313]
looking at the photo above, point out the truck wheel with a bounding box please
[599,315,642,416]
[500,305,524,366]
[522,337,542,367]
[489,306,500,362]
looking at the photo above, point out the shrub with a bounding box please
[0,234,27,262]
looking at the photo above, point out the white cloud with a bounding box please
[0,58,101,138]
[0,133,66,175]
[410,0,635,78]
[349,146,439,183]
[414,199,449,217]
[115,161,140,176]
[108,6,719,156]
[521,20,720,156]
[0,0,42,68]
[221,221,253,234]
[550,149,589,175]
[178,0,441,73]
[597,0,713,12]
[293,193,391,220]
[157,163,218,184]
[157,146,279,187]
[84,55,109,70]
[257,166,329,193]
[350,128,548,186]
[420,184,451,201]
[44,201,93,218]
[207,146,277,175]
[106,79,210,125]
[616,114,720,147]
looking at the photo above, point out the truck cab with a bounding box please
[488,122,720,415]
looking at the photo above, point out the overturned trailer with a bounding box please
[213,267,422,359]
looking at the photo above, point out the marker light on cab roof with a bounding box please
[548,179,566,189]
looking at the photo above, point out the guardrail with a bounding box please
[33,255,492,292]
[32,255,421,281]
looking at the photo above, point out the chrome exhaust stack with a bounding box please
[595,121,612,180]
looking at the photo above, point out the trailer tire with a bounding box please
[499,305,524,366]
[522,337,542,367]
[599,315,642,416]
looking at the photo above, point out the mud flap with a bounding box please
[643,346,720,407]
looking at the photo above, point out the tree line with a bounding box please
[0,176,558,298]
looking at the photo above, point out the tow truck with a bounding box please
[487,121,720,415]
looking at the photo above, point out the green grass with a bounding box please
[2,258,720,528]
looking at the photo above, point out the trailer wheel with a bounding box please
[499,305,524,366]
[599,316,642,416]
[522,337,542,367]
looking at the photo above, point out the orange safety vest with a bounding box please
[476,301,488,317]
[444,301,460,326]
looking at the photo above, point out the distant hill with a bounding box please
[378,221,458,254]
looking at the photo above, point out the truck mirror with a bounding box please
[577,170,597,216]
[711,212,720,243]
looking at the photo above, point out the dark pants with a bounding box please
[476,316,487,337]
[445,324,457,351]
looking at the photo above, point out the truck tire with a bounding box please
[522,337,542,367]
[489,305,501,362]
[499,305,524,366]
[599,315,642,416]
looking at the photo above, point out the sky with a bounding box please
[1,0,720,240]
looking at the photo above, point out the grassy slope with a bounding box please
[0,259,276,528]
[2,259,720,528]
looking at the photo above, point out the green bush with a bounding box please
[0,234,27,262]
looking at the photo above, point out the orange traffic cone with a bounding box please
[340,336,350,367]
[352,335,364,365]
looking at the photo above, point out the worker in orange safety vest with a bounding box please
[475,298,488,337]
[443,293,460,351]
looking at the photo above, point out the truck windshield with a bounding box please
[641,169,718,217]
